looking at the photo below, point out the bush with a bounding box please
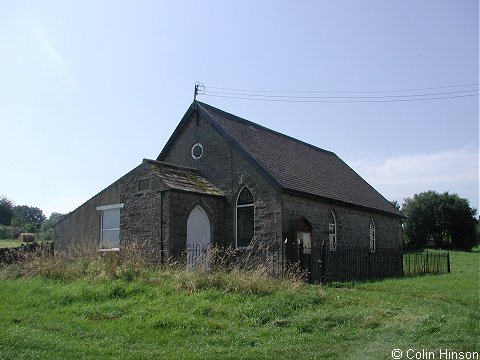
[0,225,16,240]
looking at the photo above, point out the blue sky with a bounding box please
[0,0,478,217]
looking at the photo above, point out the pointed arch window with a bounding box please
[328,210,337,251]
[236,187,254,248]
[369,218,376,253]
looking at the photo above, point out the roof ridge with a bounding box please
[196,101,336,157]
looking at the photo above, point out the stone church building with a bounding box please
[54,101,403,262]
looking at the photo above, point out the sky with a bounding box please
[0,0,478,217]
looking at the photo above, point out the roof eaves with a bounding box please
[282,188,404,218]
[168,188,225,198]
[332,155,404,217]
[145,158,225,197]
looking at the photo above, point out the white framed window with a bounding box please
[236,187,254,248]
[328,210,337,251]
[369,218,376,253]
[191,143,203,159]
[97,204,123,250]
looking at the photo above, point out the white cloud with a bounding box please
[32,24,76,86]
[348,147,479,209]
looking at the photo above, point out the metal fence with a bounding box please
[402,251,450,276]
[166,242,450,284]
[285,241,404,283]
[0,240,450,282]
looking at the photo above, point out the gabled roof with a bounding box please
[158,101,402,217]
[144,159,224,197]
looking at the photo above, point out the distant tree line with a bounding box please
[395,191,479,251]
[0,196,64,240]
[1,192,478,250]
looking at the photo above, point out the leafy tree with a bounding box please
[0,196,15,226]
[12,205,46,233]
[476,217,480,245]
[402,191,478,250]
[41,212,64,232]
[390,200,401,212]
[443,194,478,250]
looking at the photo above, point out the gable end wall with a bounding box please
[162,112,282,246]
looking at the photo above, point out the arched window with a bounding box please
[369,218,375,253]
[328,210,337,251]
[236,187,254,248]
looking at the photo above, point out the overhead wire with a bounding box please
[201,93,478,103]
[199,83,479,103]
[203,89,477,100]
[206,83,479,94]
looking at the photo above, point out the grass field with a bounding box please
[0,250,478,359]
[0,239,23,249]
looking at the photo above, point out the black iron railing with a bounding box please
[402,251,450,276]
[165,242,450,284]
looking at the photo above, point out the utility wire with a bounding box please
[206,83,479,94]
[202,93,479,103]
[203,89,478,100]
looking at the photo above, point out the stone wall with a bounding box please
[119,162,165,255]
[166,191,226,251]
[162,111,282,247]
[282,193,402,249]
[119,161,226,260]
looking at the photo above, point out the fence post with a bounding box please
[319,241,326,284]
[425,250,430,274]
[400,246,404,277]
[447,252,450,273]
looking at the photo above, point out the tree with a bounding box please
[0,196,14,226]
[12,205,46,233]
[40,212,64,232]
[402,191,478,250]
[390,200,401,212]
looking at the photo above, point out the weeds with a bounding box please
[1,241,308,296]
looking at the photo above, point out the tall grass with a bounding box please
[1,241,306,296]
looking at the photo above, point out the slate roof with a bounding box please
[159,101,402,217]
[144,159,224,197]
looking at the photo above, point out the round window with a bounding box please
[191,143,203,159]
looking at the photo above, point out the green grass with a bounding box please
[0,251,478,359]
[0,238,51,249]
[0,238,23,249]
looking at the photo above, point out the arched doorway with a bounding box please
[186,205,211,267]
